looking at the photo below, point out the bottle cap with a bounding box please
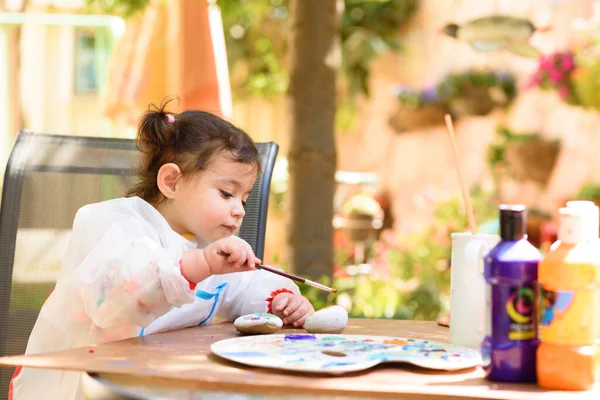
[566,200,599,240]
[499,204,526,241]
[558,207,590,244]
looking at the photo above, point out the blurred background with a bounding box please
[2,0,600,323]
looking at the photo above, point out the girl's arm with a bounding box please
[72,214,200,329]
[215,269,301,320]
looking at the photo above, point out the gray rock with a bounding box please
[234,313,283,335]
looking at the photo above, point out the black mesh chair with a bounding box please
[0,130,278,394]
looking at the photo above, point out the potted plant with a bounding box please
[487,125,561,186]
[436,70,516,117]
[389,86,448,133]
[339,193,383,242]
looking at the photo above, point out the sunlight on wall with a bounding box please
[0,28,12,177]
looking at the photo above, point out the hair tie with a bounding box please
[166,114,175,123]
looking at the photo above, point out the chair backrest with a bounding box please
[0,130,278,393]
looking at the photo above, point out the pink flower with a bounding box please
[549,69,563,83]
[539,55,552,70]
[561,55,575,71]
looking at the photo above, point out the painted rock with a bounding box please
[234,313,283,335]
[304,305,348,334]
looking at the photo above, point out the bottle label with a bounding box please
[540,287,599,344]
[487,281,538,342]
[505,285,536,340]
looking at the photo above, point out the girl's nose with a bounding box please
[232,203,246,218]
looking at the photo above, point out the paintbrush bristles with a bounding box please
[304,278,338,293]
[444,114,477,234]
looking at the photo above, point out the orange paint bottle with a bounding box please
[537,206,600,390]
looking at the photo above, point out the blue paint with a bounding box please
[221,351,268,357]
[285,358,307,364]
[197,283,227,327]
[281,349,315,355]
[284,334,316,341]
[108,361,133,366]
[139,283,227,337]
[368,354,390,361]
[322,361,355,368]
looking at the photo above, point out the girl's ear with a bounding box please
[156,163,181,199]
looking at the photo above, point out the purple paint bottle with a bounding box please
[481,205,542,382]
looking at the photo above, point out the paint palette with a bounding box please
[211,334,481,375]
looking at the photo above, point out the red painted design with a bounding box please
[266,288,295,313]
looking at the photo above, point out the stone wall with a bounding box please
[336,0,599,233]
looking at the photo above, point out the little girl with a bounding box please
[10,100,314,399]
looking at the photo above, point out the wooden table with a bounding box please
[0,319,597,399]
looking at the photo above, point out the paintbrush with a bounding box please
[216,250,337,293]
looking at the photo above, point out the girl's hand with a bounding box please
[181,236,260,284]
[204,236,261,275]
[271,293,315,327]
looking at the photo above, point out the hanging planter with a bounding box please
[437,70,517,118]
[447,86,495,117]
[487,125,561,186]
[389,86,448,133]
[504,138,560,185]
[388,103,448,133]
[390,70,516,133]
[338,193,383,242]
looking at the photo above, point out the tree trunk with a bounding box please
[286,0,341,279]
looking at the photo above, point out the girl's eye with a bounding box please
[242,200,247,207]
[220,190,233,199]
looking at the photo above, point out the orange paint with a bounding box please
[537,210,600,391]
[537,342,598,390]
[383,339,407,346]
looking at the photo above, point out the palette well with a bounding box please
[211,334,481,375]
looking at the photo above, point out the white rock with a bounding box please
[234,313,283,335]
[304,305,348,334]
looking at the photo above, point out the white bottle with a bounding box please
[449,232,500,349]
[566,200,599,241]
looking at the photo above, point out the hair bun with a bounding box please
[136,97,179,155]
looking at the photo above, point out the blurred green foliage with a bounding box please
[572,59,600,111]
[486,125,540,171]
[298,185,498,320]
[216,0,418,98]
[576,182,600,203]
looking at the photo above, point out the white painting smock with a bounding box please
[10,197,299,400]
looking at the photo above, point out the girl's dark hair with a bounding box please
[127,97,260,204]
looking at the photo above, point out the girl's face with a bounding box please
[168,155,257,243]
